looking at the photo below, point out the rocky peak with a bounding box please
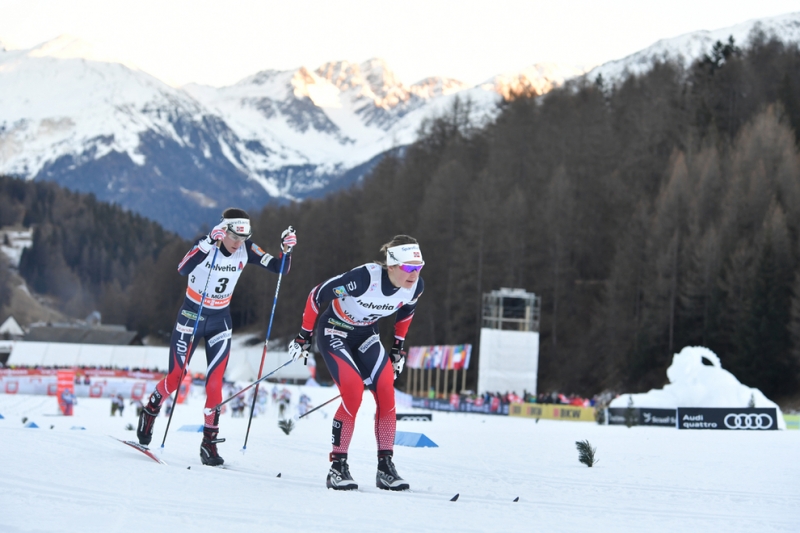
[315,60,362,91]
[410,76,469,99]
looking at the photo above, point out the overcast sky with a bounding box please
[0,0,798,87]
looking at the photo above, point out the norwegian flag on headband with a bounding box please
[222,217,251,236]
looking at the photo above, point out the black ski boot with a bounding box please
[326,453,358,490]
[376,451,409,491]
[136,390,162,446]
[200,427,226,466]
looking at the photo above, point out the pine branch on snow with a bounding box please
[278,418,295,435]
[575,439,598,467]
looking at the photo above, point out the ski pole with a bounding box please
[160,244,220,449]
[213,359,293,411]
[242,248,290,451]
[298,394,341,419]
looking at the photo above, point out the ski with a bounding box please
[111,436,167,465]
[446,492,519,502]
[200,462,281,477]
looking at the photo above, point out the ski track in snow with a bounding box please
[1,385,798,533]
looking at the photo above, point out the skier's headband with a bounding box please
[386,244,424,266]
[222,218,252,238]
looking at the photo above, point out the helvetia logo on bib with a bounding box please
[207,263,237,272]
[357,300,397,311]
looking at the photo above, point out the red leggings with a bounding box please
[329,355,396,454]
[154,303,231,428]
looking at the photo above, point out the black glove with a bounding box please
[390,338,406,379]
[288,329,312,365]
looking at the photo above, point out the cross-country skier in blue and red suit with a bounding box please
[288,235,424,491]
[137,208,296,466]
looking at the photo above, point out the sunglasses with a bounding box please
[398,264,424,273]
[226,230,250,242]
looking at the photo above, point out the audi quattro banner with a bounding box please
[607,408,677,427]
[678,408,778,430]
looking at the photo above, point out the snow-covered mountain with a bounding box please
[181,58,514,184]
[0,38,540,235]
[0,35,284,233]
[587,12,800,84]
[1,13,799,236]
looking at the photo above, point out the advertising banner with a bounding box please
[607,407,677,427]
[396,413,433,421]
[0,368,164,380]
[56,369,76,416]
[677,407,778,430]
[509,402,596,422]
[0,374,158,398]
[410,396,509,415]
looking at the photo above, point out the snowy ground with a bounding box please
[1,385,798,533]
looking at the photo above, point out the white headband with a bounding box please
[222,218,251,237]
[386,244,424,265]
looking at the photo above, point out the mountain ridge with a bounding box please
[1,12,798,236]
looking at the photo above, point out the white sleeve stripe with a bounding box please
[178,247,199,270]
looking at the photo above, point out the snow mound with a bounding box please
[610,346,785,429]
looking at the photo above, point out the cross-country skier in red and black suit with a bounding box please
[288,235,424,491]
[137,208,296,466]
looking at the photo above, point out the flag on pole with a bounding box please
[406,344,472,370]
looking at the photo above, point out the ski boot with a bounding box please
[136,389,162,446]
[376,451,409,491]
[200,427,226,466]
[326,453,358,490]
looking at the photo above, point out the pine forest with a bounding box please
[2,32,800,401]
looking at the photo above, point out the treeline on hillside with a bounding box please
[234,32,800,400]
[5,31,800,400]
[0,176,189,335]
[0,251,12,312]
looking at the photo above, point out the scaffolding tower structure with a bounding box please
[482,288,541,332]
[478,288,541,395]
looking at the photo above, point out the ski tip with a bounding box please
[513,496,519,502]
[276,473,281,478]
[450,493,459,502]
[113,436,168,465]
